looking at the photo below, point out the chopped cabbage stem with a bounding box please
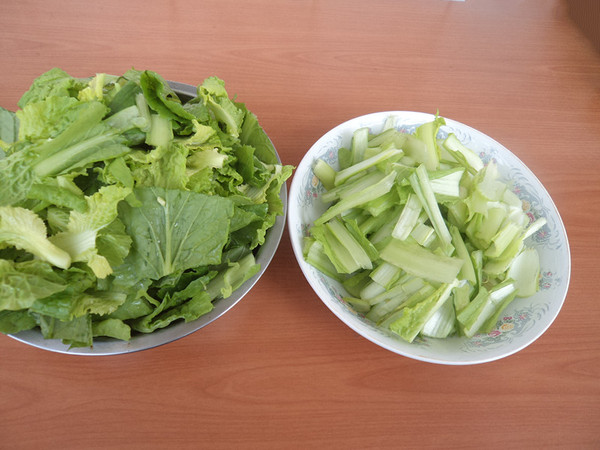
[304,115,544,343]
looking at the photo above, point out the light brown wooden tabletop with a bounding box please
[1,0,599,448]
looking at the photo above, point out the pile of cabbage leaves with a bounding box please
[0,68,292,347]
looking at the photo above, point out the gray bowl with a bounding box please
[8,81,287,355]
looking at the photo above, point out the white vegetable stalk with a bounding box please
[304,115,545,344]
[392,193,422,240]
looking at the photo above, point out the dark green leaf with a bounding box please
[117,187,235,281]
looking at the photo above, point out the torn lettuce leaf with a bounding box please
[0,68,292,347]
[199,77,245,138]
[0,259,67,311]
[50,185,132,278]
[0,106,19,149]
[116,187,235,282]
[17,67,88,109]
[0,206,72,269]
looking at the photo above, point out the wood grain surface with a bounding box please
[1,0,599,448]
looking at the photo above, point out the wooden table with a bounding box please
[1,0,599,448]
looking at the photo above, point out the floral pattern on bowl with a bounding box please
[288,111,571,365]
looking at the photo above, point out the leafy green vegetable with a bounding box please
[17,68,87,109]
[117,187,234,281]
[0,310,37,334]
[37,314,93,348]
[0,68,292,347]
[199,77,245,138]
[140,71,195,123]
[0,106,19,148]
[0,206,72,269]
[389,282,457,343]
[50,185,132,278]
[92,318,131,341]
[305,115,543,343]
[0,259,67,311]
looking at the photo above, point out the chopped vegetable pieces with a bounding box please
[304,115,543,342]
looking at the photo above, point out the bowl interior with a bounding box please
[8,82,287,356]
[288,111,570,365]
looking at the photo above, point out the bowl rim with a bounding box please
[288,110,571,365]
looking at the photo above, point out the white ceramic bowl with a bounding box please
[8,82,287,355]
[288,111,570,365]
